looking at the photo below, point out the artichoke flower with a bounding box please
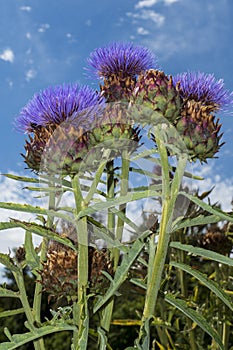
[15,84,105,174]
[173,71,233,162]
[132,69,182,124]
[87,42,156,102]
[88,103,141,157]
[176,100,223,162]
[39,241,113,301]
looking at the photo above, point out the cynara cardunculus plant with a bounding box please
[173,71,233,161]
[16,84,105,174]
[1,41,233,350]
[87,41,156,101]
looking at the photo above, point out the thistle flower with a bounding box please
[171,72,233,162]
[16,84,104,132]
[88,103,141,156]
[15,84,105,173]
[87,42,157,101]
[175,100,224,162]
[39,241,113,301]
[173,71,233,113]
[132,70,182,123]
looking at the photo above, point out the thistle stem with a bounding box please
[138,131,187,344]
[71,174,89,350]
[14,270,45,350]
[32,181,56,350]
[100,160,115,335]
[114,151,130,270]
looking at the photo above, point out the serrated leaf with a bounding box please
[97,327,108,350]
[0,308,24,318]
[170,261,233,311]
[87,216,121,248]
[130,148,159,161]
[78,189,161,219]
[24,231,40,271]
[165,294,224,350]
[130,278,147,290]
[1,220,77,251]
[0,203,73,222]
[0,323,76,350]
[1,174,40,184]
[94,235,147,313]
[0,287,20,298]
[172,214,222,231]
[170,241,233,267]
[0,254,19,272]
[23,186,65,194]
[179,191,233,222]
[0,202,48,215]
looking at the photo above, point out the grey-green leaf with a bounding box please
[0,308,24,319]
[0,254,19,273]
[0,220,77,251]
[179,191,233,222]
[170,241,233,267]
[94,236,146,313]
[0,287,20,299]
[170,261,233,311]
[0,323,76,350]
[24,231,40,272]
[165,294,224,350]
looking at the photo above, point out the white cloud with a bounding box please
[135,0,158,9]
[85,19,92,27]
[0,173,43,254]
[137,27,150,35]
[164,0,179,4]
[20,6,32,12]
[25,69,37,81]
[26,32,31,40]
[38,23,50,33]
[127,10,165,27]
[127,1,229,60]
[189,163,233,211]
[0,49,14,63]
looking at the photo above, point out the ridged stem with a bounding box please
[100,160,115,335]
[13,270,44,350]
[138,131,187,344]
[71,174,89,350]
[32,181,56,350]
[114,151,130,270]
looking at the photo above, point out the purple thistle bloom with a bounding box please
[173,71,233,113]
[16,84,105,132]
[87,41,157,79]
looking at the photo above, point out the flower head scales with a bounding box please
[16,83,105,132]
[173,71,233,113]
[87,41,156,79]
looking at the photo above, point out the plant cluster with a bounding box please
[0,41,233,349]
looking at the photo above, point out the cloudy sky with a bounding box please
[0,0,233,256]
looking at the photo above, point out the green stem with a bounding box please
[100,160,115,335]
[14,271,44,350]
[107,160,115,238]
[114,151,130,270]
[138,132,187,343]
[71,174,89,350]
[32,181,56,350]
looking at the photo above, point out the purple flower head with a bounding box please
[87,41,157,79]
[16,83,105,132]
[173,71,233,113]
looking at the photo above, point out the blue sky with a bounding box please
[0,0,233,253]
